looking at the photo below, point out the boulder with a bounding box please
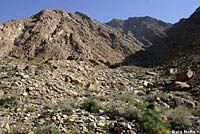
[95,93,106,101]
[66,75,82,85]
[167,68,178,75]
[143,81,154,88]
[146,71,157,76]
[86,83,96,92]
[0,90,4,100]
[65,90,78,96]
[175,81,191,91]
[175,69,194,82]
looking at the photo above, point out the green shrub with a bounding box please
[26,105,36,113]
[169,106,192,130]
[81,98,102,113]
[16,118,23,124]
[139,103,170,134]
[153,125,170,134]
[34,124,60,134]
[192,106,200,117]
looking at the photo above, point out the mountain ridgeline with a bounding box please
[0,8,200,68]
[166,7,200,69]
[0,9,143,65]
[106,16,172,46]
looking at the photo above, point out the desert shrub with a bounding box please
[81,98,102,113]
[139,109,169,134]
[16,118,23,124]
[115,83,126,91]
[26,105,36,113]
[65,118,76,134]
[119,92,138,104]
[192,106,200,117]
[106,92,144,121]
[0,92,20,108]
[59,98,76,115]
[153,125,170,134]
[34,124,60,134]
[169,106,192,130]
[44,98,76,116]
[105,101,139,121]
[7,124,32,134]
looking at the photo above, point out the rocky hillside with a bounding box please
[0,8,200,134]
[0,9,143,65]
[106,16,172,46]
[166,7,200,69]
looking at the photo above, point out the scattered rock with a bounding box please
[65,90,78,96]
[66,75,83,85]
[0,90,4,99]
[95,93,106,101]
[146,71,157,76]
[97,121,106,127]
[175,81,191,91]
[167,68,178,75]
[143,81,154,88]
[86,83,96,92]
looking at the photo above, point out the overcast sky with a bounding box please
[0,0,200,24]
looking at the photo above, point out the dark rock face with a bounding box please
[0,9,143,64]
[106,16,172,46]
[166,7,200,68]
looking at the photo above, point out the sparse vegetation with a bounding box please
[34,124,60,134]
[65,118,77,134]
[26,105,36,113]
[169,106,192,130]
[106,101,139,121]
[0,92,20,108]
[81,98,102,113]
[106,92,141,121]
[115,83,126,91]
[43,98,76,115]
[59,98,76,115]
[192,106,200,117]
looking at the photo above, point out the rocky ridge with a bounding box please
[106,16,172,46]
[0,9,143,65]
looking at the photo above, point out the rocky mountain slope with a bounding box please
[0,9,143,65]
[0,8,200,134]
[106,16,172,46]
[166,7,200,69]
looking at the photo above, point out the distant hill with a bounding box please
[106,16,172,46]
